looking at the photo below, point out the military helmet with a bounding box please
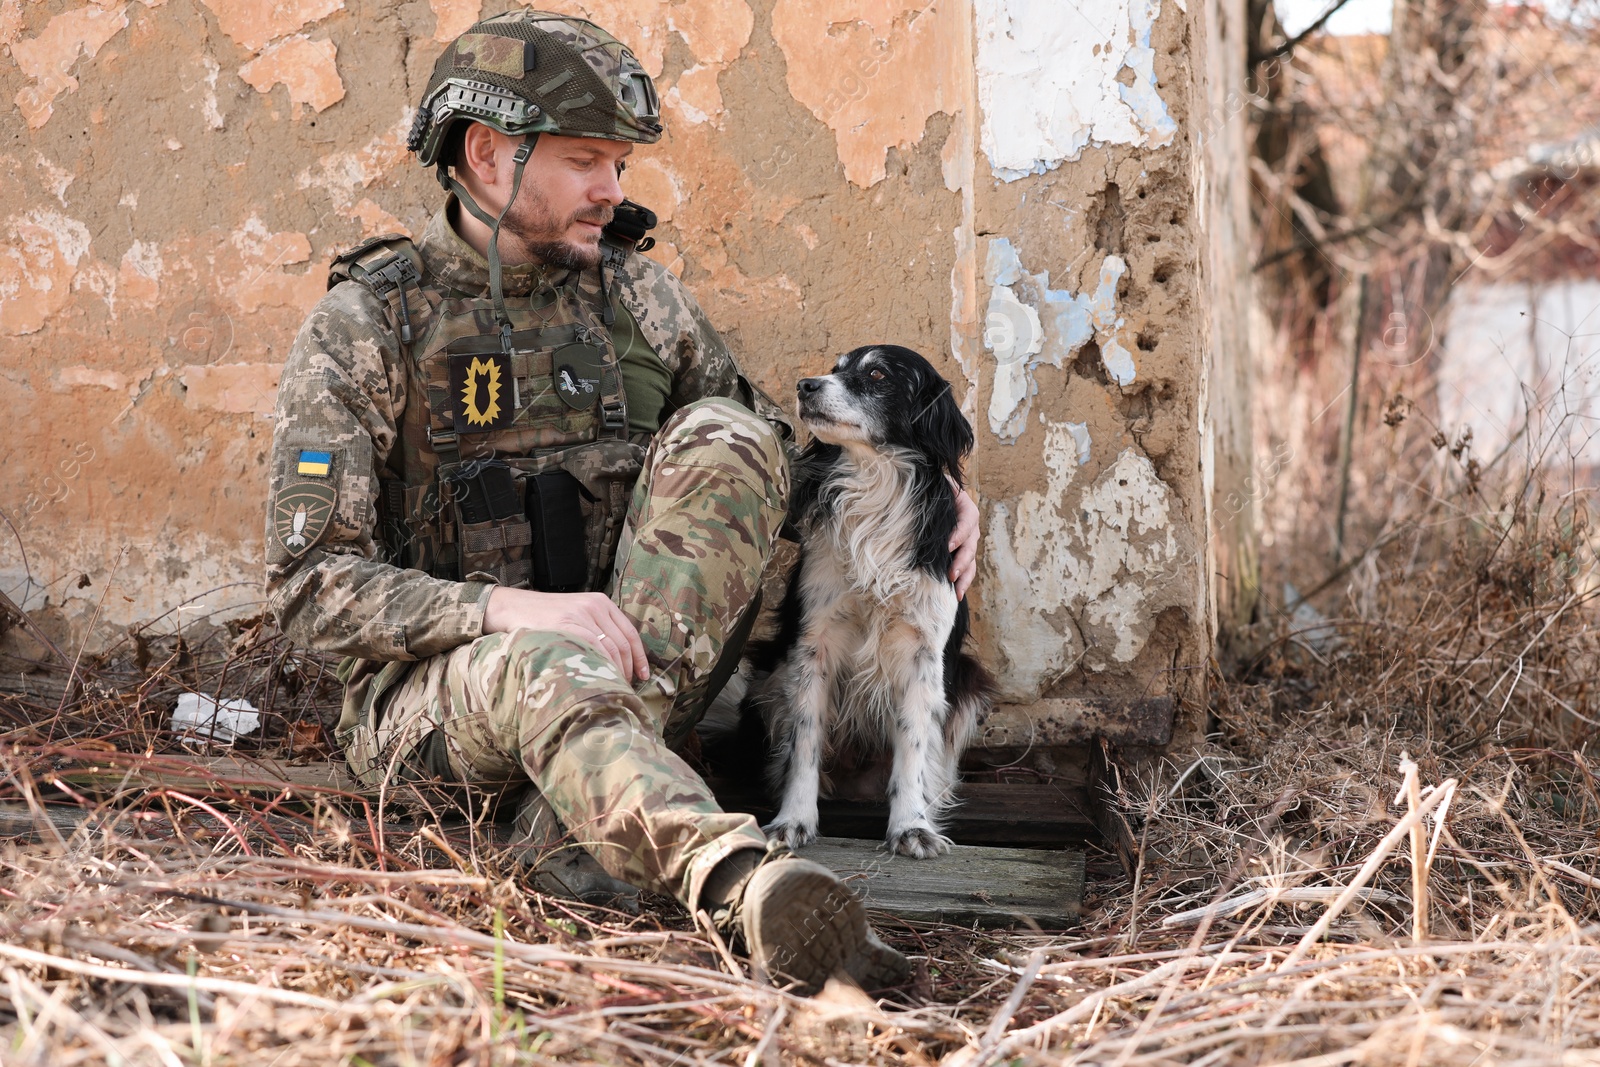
[408,10,662,166]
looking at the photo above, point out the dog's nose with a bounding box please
[797,378,823,396]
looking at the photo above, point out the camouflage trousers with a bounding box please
[368,398,785,910]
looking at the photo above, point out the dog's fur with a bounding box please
[745,344,995,858]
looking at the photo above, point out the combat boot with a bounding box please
[706,845,910,996]
[512,788,640,911]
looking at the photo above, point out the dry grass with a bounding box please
[7,722,1600,1066]
[4,624,1600,1062]
[2,381,1598,1066]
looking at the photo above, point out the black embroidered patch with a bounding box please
[553,344,606,411]
[449,351,515,433]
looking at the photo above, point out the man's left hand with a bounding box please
[948,480,980,600]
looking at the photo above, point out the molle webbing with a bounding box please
[329,235,430,350]
[335,222,639,591]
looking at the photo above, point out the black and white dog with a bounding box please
[746,344,995,858]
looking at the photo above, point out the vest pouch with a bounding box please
[448,460,533,589]
[507,439,644,592]
[557,439,645,592]
[525,471,589,592]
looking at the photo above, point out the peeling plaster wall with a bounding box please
[1,0,1251,734]
[966,0,1250,720]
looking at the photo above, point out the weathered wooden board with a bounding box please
[34,756,1102,848]
[14,750,1102,921]
[0,802,89,839]
[711,779,1099,849]
[980,697,1175,749]
[40,754,364,800]
[0,802,1085,924]
[796,836,1083,928]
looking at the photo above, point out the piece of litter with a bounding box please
[1284,582,1344,655]
[171,693,260,743]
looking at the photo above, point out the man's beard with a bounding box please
[500,186,612,272]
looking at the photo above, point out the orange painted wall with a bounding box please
[1,0,1251,717]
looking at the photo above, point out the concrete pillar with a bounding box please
[955,0,1255,746]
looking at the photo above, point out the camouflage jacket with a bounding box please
[264,203,792,663]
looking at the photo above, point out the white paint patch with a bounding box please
[122,240,164,282]
[974,0,1178,181]
[662,75,713,125]
[74,261,117,316]
[199,55,225,130]
[983,238,1136,440]
[1066,420,1092,465]
[34,154,74,203]
[985,440,1194,701]
[1087,256,1137,385]
[16,209,92,272]
[232,215,273,259]
[984,283,1042,439]
[297,110,415,212]
[58,365,135,392]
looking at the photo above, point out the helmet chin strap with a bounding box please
[437,132,538,353]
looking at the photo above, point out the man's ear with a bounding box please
[459,123,500,188]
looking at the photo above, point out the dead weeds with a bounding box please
[1,412,1598,1066]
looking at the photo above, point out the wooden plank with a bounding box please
[0,803,90,839]
[710,779,1099,848]
[42,754,364,799]
[796,836,1083,928]
[979,697,1175,749]
[1089,744,1140,878]
[0,803,1082,926]
[37,755,1107,863]
[34,756,1103,860]
[0,672,72,703]
[42,757,1099,845]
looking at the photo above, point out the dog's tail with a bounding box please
[927,652,996,823]
[946,651,995,749]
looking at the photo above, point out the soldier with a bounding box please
[265,11,979,996]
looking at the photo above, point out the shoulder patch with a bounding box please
[274,481,339,559]
[554,344,606,410]
[296,449,333,477]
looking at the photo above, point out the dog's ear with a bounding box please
[917,377,974,483]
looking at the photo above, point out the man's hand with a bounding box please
[483,587,650,682]
[948,480,980,600]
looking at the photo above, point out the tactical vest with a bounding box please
[329,221,653,593]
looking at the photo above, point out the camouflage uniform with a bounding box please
[266,200,791,910]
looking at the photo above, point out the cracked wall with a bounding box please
[1,0,1251,736]
[963,0,1253,721]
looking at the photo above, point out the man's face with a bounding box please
[479,132,632,271]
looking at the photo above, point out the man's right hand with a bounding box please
[483,587,650,682]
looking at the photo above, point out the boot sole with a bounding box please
[744,860,872,996]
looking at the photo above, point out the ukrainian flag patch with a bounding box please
[297,450,333,477]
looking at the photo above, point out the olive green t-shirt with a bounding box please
[611,295,674,437]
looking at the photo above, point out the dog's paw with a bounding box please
[886,826,953,858]
[763,818,819,851]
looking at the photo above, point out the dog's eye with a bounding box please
[869,369,885,381]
